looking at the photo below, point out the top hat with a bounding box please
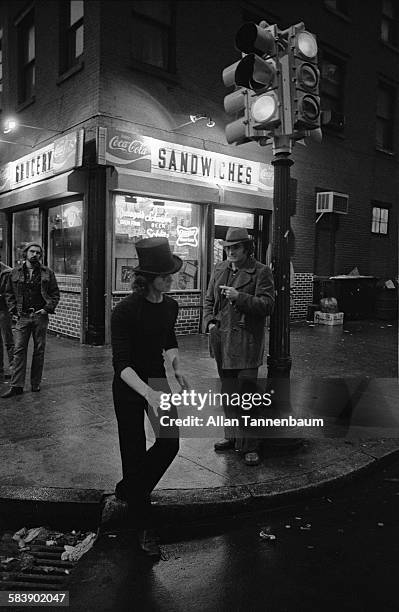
[134,237,183,275]
[221,227,251,247]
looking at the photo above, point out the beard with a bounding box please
[30,258,41,268]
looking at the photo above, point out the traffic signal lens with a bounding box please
[297,32,317,59]
[236,55,276,91]
[252,94,277,123]
[300,95,320,121]
[298,64,319,90]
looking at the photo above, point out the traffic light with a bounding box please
[287,23,320,131]
[222,22,281,144]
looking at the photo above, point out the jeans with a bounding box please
[112,375,179,527]
[11,312,48,389]
[0,310,14,376]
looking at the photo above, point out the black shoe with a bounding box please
[31,386,41,392]
[137,529,161,561]
[214,439,235,452]
[1,387,23,398]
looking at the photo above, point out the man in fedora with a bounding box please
[110,237,188,559]
[204,227,275,466]
[1,242,59,397]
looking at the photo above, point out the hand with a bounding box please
[35,309,47,315]
[12,314,19,324]
[208,323,216,332]
[219,285,239,302]
[145,387,164,411]
[174,371,189,390]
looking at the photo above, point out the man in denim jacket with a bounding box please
[1,242,60,397]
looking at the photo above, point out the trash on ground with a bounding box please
[377,522,384,527]
[61,532,97,562]
[259,531,276,541]
[2,526,98,580]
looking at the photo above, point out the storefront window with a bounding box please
[48,202,83,277]
[13,208,40,265]
[214,209,254,229]
[114,195,201,291]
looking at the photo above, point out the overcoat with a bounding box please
[203,258,275,369]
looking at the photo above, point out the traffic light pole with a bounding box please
[267,135,293,378]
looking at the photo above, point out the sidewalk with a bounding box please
[0,319,398,524]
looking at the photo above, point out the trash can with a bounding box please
[313,276,377,320]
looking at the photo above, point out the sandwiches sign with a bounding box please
[97,127,273,193]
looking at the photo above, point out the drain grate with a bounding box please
[1,539,75,591]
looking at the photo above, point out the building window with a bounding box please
[114,195,200,292]
[17,10,35,104]
[60,0,84,74]
[0,27,3,111]
[324,0,349,15]
[376,82,396,151]
[381,0,398,47]
[320,51,346,130]
[48,202,83,277]
[12,208,40,265]
[371,205,389,234]
[130,1,174,71]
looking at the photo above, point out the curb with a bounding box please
[2,440,398,529]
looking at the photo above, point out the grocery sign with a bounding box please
[0,130,84,194]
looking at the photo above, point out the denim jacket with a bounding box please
[6,263,60,316]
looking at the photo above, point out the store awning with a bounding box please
[0,170,85,210]
[110,168,273,212]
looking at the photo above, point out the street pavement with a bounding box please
[0,319,397,524]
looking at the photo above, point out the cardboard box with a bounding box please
[314,311,344,326]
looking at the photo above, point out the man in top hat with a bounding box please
[204,227,275,466]
[110,237,188,559]
[1,242,60,397]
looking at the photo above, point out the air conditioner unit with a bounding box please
[316,192,349,214]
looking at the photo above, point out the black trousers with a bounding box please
[112,376,179,526]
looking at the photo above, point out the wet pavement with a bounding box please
[0,319,397,520]
[66,453,399,612]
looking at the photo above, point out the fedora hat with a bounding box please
[134,237,183,275]
[221,227,251,247]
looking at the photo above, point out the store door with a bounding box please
[213,208,270,267]
[314,213,338,276]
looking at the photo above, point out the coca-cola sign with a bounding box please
[105,129,151,171]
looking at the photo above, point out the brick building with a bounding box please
[0,0,397,344]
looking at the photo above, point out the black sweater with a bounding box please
[111,292,179,380]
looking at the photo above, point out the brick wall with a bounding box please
[111,291,201,335]
[48,289,81,339]
[291,273,314,320]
